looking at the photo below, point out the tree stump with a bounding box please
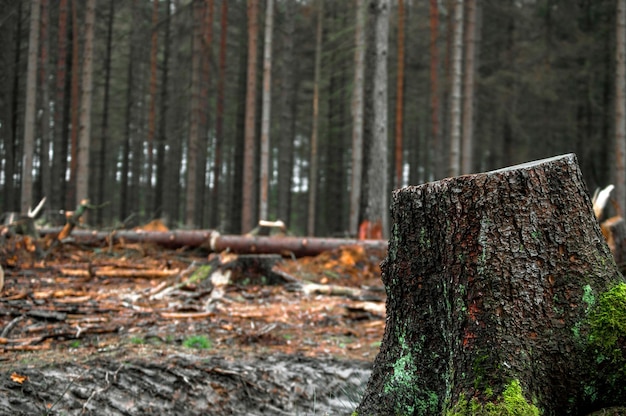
[356,154,626,415]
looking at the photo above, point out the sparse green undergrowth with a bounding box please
[182,335,212,350]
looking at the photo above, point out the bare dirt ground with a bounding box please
[0,236,386,415]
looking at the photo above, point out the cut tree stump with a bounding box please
[356,154,626,416]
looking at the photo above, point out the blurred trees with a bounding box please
[0,0,623,235]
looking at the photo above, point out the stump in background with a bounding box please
[356,154,626,415]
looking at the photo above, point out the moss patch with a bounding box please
[587,282,626,363]
[445,379,541,416]
[382,330,438,415]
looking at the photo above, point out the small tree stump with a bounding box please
[356,154,626,415]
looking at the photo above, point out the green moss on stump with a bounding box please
[445,380,541,416]
[588,282,626,362]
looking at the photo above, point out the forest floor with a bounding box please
[0,234,386,415]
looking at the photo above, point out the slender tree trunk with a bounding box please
[357,154,626,415]
[615,0,626,214]
[460,0,477,175]
[242,0,259,233]
[210,0,228,228]
[259,0,274,221]
[359,1,376,231]
[277,0,295,228]
[22,0,41,214]
[197,0,214,227]
[349,0,366,237]
[231,2,249,234]
[146,0,159,218]
[163,0,188,225]
[120,0,139,221]
[307,0,323,236]
[394,0,405,189]
[75,0,95,207]
[67,0,79,208]
[448,0,464,178]
[97,0,115,225]
[155,0,171,219]
[51,0,68,212]
[323,2,347,236]
[429,0,440,181]
[364,0,389,238]
[0,5,17,213]
[38,0,51,204]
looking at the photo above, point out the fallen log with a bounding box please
[356,154,626,416]
[38,228,387,257]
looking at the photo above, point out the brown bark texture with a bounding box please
[357,154,626,415]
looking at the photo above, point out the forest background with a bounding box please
[0,0,624,238]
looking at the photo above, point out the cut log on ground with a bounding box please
[356,154,626,416]
[37,228,387,257]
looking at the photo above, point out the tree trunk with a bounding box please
[364,0,389,238]
[22,0,41,214]
[276,0,295,229]
[259,0,274,222]
[307,0,323,237]
[460,0,477,175]
[38,0,51,205]
[429,0,440,181]
[349,0,366,237]
[186,0,203,227]
[196,0,214,228]
[447,0,464,178]
[97,0,115,225]
[67,0,79,209]
[357,154,626,415]
[210,0,227,228]
[394,0,405,189]
[51,0,68,212]
[242,0,259,233]
[229,1,249,235]
[146,0,159,218]
[615,0,626,214]
[155,0,171,220]
[75,0,95,207]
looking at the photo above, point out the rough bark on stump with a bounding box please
[356,154,626,416]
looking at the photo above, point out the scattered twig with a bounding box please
[81,364,124,414]
[0,314,25,338]
[46,368,88,416]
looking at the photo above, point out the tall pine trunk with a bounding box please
[38,0,51,205]
[307,0,323,236]
[210,0,228,228]
[460,0,477,175]
[97,0,115,225]
[241,0,259,233]
[67,0,79,209]
[185,0,203,227]
[259,0,274,221]
[364,0,389,238]
[155,0,171,219]
[51,0,68,212]
[394,0,405,189]
[75,0,95,207]
[276,0,295,228]
[447,0,464,178]
[146,0,159,219]
[429,0,441,181]
[22,0,41,214]
[349,0,366,237]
